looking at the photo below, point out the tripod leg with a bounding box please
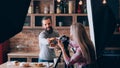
[54,51,62,68]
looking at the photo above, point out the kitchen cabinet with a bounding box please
[23,0,88,30]
[8,52,39,62]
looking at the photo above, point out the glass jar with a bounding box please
[68,1,73,14]
[44,6,49,14]
[50,4,54,14]
[58,21,62,26]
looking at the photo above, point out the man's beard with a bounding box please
[45,26,53,34]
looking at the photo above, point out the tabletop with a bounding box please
[0,61,64,68]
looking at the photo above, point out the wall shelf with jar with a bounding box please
[23,14,33,29]
[23,0,88,30]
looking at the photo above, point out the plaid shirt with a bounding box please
[64,41,87,68]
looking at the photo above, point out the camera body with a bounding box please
[58,35,69,49]
[58,35,69,43]
[52,35,69,45]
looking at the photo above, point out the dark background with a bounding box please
[0,0,31,43]
[89,0,120,68]
[91,0,119,57]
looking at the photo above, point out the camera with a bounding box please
[58,35,69,48]
[58,35,69,42]
[52,35,69,45]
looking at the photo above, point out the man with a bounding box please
[38,16,59,62]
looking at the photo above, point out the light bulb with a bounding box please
[79,0,83,5]
[57,0,61,3]
[102,0,107,4]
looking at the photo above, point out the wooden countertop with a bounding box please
[8,51,39,57]
[0,62,64,68]
[0,62,50,68]
[7,50,62,62]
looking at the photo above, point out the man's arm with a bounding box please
[39,32,57,45]
[39,32,49,45]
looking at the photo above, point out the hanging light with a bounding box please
[102,0,107,4]
[79,0,83,5]
[57,0,61,3]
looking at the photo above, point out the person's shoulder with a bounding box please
[40,30,46,33]
[39,30,46,35]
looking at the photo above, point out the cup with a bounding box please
[58,22,62,27]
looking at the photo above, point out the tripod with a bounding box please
[54,45,74,68]
[54,35,74,68]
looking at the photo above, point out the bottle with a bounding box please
[77,0,83,13]
[68,1,73,14]
[35,6,39,13]
[56,0,62,14]
[63,0,68,13]
[56,4,61,14]
[44,6,49,14]
[83,2,87,13]
[59,0,63,13]
[50,4,54,14]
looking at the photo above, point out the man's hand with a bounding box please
[47,37,56,44]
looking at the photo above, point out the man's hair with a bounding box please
[42,16,52,22]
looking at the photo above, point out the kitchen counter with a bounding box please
[8,51,39,62]
[0,61,64,68]
[7,50,61,62]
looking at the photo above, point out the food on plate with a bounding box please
[34,63,45,67]
[19,62,30,67]
[11,61,19,66]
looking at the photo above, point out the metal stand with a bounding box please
[54,48,74,68]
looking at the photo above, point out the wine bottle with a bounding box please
[56,0,63,14]
[63,0,68,13]
[83,2,87,13]
[35,6,39,13]
[77,0,83,13]
[59,0,63,13]
[56,4,61,14]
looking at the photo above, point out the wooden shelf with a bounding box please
[23,0,89,30]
